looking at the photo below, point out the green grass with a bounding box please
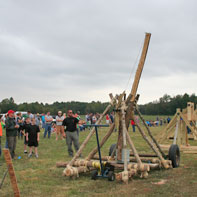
[0,119,197,197]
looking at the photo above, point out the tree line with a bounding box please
[138,93,197,115]
[0,93,196,115]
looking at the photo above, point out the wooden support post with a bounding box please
[121,101,129,183]
[136,107,166,158]
[157,114,177,143]
[86,123,115,160]
[3,149,20,197]
[180,113,197,138]
[135,124,171,169]
[125,130,142,166]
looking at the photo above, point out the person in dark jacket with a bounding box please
[5,110,19,158]
[62,110,79,157]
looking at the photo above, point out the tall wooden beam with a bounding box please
[130,33,151,102]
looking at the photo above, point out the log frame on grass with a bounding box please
[3,149,20,197]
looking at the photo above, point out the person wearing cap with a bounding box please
[5,110,19,159]
[56,111,65,140]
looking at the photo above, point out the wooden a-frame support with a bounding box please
[157,108,197,146]
[157,108,197,153]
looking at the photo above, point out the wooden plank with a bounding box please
[3,149,20,197]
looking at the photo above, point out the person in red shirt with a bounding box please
[106,114,110,124]
[131,120,136,132]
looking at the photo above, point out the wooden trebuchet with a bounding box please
[3,149,20,197]
[58,33,175,183]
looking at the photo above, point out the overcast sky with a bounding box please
[0,0,196,104]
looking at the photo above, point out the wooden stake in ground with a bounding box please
[3,149,20,197]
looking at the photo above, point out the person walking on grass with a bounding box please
[5,110,19,159]
[56,111,65,140]
[62,110,79,157]
[44,112,53,138]
[26,118,40,158]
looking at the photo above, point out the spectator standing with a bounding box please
[109,112,114,124]
[92,114,97,124]
[41,113,45,129]
[16,112,23,139]
[56,111,65,140]
[5,110,19,158]
[106,114,110,124]
[160,118,163,126]
[85,113,89,122]
[44,112,53,138]
[131,120,136,132]
[35,113,41,127]
[27,111,34,121]
[0,115,5,156]
[22,117,31,154]
[167,117,171,124]
[26,118,40,158]
[62,110,79,157]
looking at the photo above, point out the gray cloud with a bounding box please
[0,0,196,104]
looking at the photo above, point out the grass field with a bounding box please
[0,116,197,197]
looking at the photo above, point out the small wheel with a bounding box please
[91,170,98,180]
[108,171,115,181]
[109,144,116,156]
[168,144,180,168]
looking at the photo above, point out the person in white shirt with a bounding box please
[44,112,53,138]
[55,111,65,140]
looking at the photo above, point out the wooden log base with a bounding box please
[116,169,137,182]
[161,160,172,169]
[160,144,197,152]
[63,166,89,177]
[128,163,150,172]
[122,171,129,184]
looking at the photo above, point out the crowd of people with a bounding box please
[0,109,170,160]
[0,110,82,159]
[0,109,116,159]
